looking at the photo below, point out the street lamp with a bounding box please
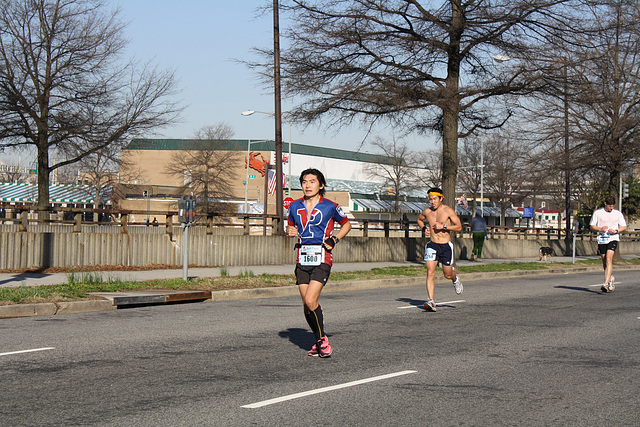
[241,110,293,196]
[480,139,484,217]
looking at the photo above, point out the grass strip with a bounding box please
[0,258,635,305]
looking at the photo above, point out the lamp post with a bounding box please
[480,139,484,217]
[562,62,571,247]
[241,110,292,196]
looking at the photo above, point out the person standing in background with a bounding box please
[470,212,487,261]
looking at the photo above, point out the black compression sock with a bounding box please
[311,305,325,339]
[304,307,321,340]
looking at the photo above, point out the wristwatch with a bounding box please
[443,224,448,230]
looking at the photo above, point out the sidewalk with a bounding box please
[0,255,632,319]
[0,255,605,289]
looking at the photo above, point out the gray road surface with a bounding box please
[1,268,638,426]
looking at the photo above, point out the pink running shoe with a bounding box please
[309,335,332,358]
[317,335,332,358]
[307,341,319,356]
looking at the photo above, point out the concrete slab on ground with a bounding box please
[88,290,212,306]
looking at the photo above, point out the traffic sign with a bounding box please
[283,197,294,209]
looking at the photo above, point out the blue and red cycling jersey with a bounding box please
[287,196,349,266]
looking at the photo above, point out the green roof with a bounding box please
[125,139,400,165]
[0,183,109,203]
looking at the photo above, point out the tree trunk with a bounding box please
[441,0,463,204]
[37,143,50,220]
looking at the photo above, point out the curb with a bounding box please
[1,265,637,319]
[0,300,116,319]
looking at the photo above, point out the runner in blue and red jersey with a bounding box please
[287,168,351,357]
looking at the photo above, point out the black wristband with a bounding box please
[324,236,338,247]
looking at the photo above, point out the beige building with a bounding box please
[117,138,523,227]
[117,138,385,222]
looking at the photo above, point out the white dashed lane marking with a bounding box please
[398,299,466,309]
[0,347,55,357]
[242,370,417,409]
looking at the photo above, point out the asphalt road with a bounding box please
[1,269,638,426]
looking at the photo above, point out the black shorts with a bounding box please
[295,263,332,286]
[424,241,454,266]
[598,241,619,254]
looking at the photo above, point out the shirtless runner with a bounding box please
[416,187,463,311]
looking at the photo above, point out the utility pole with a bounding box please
[563,62,571,255]
[273,0,284,234]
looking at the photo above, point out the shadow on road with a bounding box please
[555,285,602,295]
[278,327,317,350]
[396,297,424,307]
[396,297,461,310]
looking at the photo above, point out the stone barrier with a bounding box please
[2,231,639,270]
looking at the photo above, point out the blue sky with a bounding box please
[114,0,434,151]
[1,0,435,166]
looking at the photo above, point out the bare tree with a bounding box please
[54,163,82,185]
[0,0,182,212]
[412,148,443,191]
[568,0,640,198]
[457,136,483,213]
[0,164,29,183]
[74,145,122,212]
[483,132,531,225]
[364,137,418,214]
[253,0,579,204]
[166,123,240,215]
[509,0,640,225]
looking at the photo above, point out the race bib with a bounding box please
[299,245,324,266]
[424,247,437,262]
[597,233,611,245]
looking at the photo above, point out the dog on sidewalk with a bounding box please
[539,246,553,261]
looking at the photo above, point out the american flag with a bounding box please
[267,169,286,195]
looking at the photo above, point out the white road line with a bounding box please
[0,347,55,357]
[242,370,417,409]
[399,299,466,309]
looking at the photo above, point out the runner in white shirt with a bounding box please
[590,196,627,292]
